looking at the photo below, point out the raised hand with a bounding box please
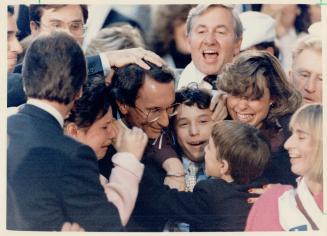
[105,47,166,70]
[61,222,85,231]
[113,124,148,161]
[210,90,228,122]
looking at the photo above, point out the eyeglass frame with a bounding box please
[34,20,87,37]
[133,103,180,123]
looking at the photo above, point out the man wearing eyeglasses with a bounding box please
[29,5,87,45]
[108,61,186,231]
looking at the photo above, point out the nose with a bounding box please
[157,110,169,128]
[236,98,249,111]
[283,134,294,151]
[189,122,199,136]
[13,37,23,54]
[204,31,216,45]
[8,36,23,54]
[304,75,316,93]
[106,123,117,140]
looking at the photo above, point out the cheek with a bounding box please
[258,105,270,119]
[227,97,237,108]
[177,129,188,147]
[202,126,213,139]
[128,112,145,126]
[294,77,306,88]
[226,99,237,115]
[189,35,202,49]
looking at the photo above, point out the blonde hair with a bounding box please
[289,104,322,183]
[85,24,145,56]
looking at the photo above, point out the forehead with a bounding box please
[41,5,84,22]
[176,104,212,120]
[291,121,311,135]
[136,75,175,108]
[192,6,234,30]
[93,107,113,125]
[293,48,322,69]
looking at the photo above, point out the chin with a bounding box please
[148,132,161,140]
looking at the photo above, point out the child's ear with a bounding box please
[65,123,79,137]
[221,160,230,175]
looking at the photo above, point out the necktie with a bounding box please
[203,74,218,90]
[185,162,199,192]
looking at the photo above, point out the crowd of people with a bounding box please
[6,3,323,232]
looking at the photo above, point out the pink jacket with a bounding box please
[245,184,323,231]
[99,152,144,226]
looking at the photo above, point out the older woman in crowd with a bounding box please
[64,81,148,226]
[217,50,302,185]
[245,104,323,231]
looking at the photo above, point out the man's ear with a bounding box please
[65,123,78,137]
[116,100,129,115]
[233,37,242,57]
[30,21,40,36]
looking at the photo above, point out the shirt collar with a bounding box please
[182,156,204,170]
[27,98,64,128]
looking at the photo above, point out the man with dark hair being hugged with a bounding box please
[7,32,143,231]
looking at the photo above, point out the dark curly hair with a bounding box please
[65,80,113,129]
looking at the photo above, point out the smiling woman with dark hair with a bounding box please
[218,50,302,185]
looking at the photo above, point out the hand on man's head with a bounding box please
[104,47,166,70]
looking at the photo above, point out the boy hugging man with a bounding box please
[142,118,270,231]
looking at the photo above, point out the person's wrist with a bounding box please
[166,173,185,177]
[99,52,111,76]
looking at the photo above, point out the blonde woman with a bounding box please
[246,104,323,231]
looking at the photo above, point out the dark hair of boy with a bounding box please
[171,87,212,156]
[212,120,271,184]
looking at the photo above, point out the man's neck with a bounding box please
[29,98,72,119]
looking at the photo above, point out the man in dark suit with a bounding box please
[7,32,122,231]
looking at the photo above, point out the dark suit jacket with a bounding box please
[102,9,143,34]
[13,55,103,77]
[7,104,122,231]
[9,55,103,107]
[7,73,26,107]
[127,165,265,232]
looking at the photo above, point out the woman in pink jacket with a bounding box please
[64,80,148,227]
[246,104,323,231]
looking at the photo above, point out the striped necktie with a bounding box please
[185,162,199,192]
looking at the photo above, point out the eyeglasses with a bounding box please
[134,103,180,123]
[35,20,87,37]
